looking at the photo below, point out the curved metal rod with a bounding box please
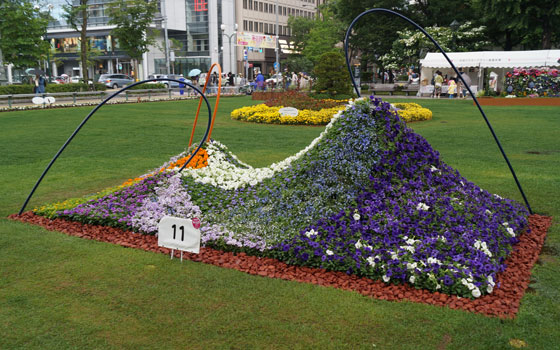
[344,8,532,214]
[19,78,213,215]
[188,63,223,147]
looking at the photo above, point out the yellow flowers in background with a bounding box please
[231,104,345,125]
[391,102,433,122]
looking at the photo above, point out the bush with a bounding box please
[360,84,370,91]
[310,93,355,100]
[46,83,107,93]
[128,83,166,90]
[313,51,352,97]
[0,85,34,95]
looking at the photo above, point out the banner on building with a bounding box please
[236,32,277,49]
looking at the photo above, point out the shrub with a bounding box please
[0,85,34,95]
[128,83,166,90]
[231,103,344,125]
[313,51,352,97]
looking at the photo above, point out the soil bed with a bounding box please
[9,212,551,319]
[475,97,560,106]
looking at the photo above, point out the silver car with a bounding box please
[98,74,134,89]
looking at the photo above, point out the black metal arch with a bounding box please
[19,78,213,215]
[344,8,532,214]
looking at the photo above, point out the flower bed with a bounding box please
[33,97,530,300]
[231,104,345,125]
[504,67,560,97]
[391,102,433,122]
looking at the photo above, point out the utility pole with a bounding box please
[275,0,280,75]
[162,0,170,75]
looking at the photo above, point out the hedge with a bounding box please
[0,83,107,95]
[127,83,166,90]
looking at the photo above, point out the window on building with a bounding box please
[249,0,252,10]
[243,20,247,30]
[283,6,286,16]
[259,22,263,32]
[264,3,268,12]
[249,21,253,31]
[264,23,268,33]
[259,2,263,11]
[243,0,247,9]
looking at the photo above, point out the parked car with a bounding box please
[265,74,283,86]
[98,74,134,89]
[159,74,191,88]
[71,76,93,84]
[198,73,237,87]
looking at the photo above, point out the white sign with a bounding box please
[45,96,56,104]
[157,216,201,254]
[31,96,44,105]
[279,107,299,117]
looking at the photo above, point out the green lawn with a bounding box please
[1,96,558,349]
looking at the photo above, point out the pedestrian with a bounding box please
[434,71,443,98]
[35,74,46,94]
[291,72,298,90]
[211,72,218,93]
[228,72,234,86]
[448,78,457,98]
[256,72,265,91]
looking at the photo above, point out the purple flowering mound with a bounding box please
[274,97,529,299]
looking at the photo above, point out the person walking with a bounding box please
[434,71,443,98]
[35,74,46,94]
[448,78,457,98]
[256,72,265,91]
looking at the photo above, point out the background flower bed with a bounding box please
[505,67,560,97]
[34,97,529,300]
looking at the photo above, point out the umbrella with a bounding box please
[188,69,202,77]
[26,68,46,75]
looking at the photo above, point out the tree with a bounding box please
[331,0,410,70]
[107,0,158,81]
[63,0,91,81]
[0,0,50,69]
[313,51,352,96]
[472,0,560,50]
[286,5,345,74]
[381,22,490,70]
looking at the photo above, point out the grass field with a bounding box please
[1,96,559,349]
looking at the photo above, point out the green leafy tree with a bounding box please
[381,22,490,70]
[473,0,560,50]
[313,51,352,96]
[63,0,91,82]
[332,0,410,71]
[107,0,158,80]
[409,0,478,27]
[286,5,345,75]
[0,0,50,69]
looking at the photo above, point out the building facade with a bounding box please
[2,0,318,84]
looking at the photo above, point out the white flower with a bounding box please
[406,262,417,270]
[502,222,509,227]
[506,227,515,237]
[406,238,415,245]
[485,209,492,215]
[487,275,495,286]
[326,249,334,256]
[382,275,390,283]
[467,283,475,290]
[355,240,363,249]
[366,256,376,267]
[472,288,481,298]
[487,285,493,294]
[494,194,503,199]
[305,229,318,238]
[460,181,465,186]
[416,202,430,211]
[353,212,361,221]
[409,276,416,284]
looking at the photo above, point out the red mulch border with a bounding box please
[8,212,552,319]
[475,97,560,106]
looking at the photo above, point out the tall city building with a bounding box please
[3,0,318,83]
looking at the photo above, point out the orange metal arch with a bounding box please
[188,63,222,147]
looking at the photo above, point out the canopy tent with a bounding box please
[418,50,560,96]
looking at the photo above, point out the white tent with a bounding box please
[418,50,560,96]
